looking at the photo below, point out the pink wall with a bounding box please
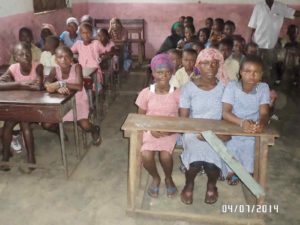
[0,3,88,65]
[88,2,300,58]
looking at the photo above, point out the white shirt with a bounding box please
[169,67,193,88]
[224,57,240,81]
[248,1,295,49]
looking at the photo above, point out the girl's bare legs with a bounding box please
[20,122,35,164]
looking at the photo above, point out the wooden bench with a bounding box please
[94,19,145,65]
[121,113,279,224]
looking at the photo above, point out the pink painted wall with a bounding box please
[88,3,300,58]
[0,3,88,65]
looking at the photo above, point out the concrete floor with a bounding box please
[0,68,299,225]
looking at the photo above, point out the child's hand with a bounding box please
[150,131,172,138]
[57,87,70,95]
[252,122,265,133]
[45,82,59,93]
[20,81,42,91]
[242,120,256,133]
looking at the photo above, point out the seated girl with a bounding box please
[179,48,229,205]
[44,46,101,146]
[136,54,180,198]
[222,55,270,185]
[0,42,44,170]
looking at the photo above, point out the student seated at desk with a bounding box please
[136,54,180,198]
[0,42,44,171]
[222,55,270,185]
[179,48,230,205]
[40,35,60,68]
[44,46,101,146]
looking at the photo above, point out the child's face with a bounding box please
[55,49,73,69]
[111,20,121,30]
[97,31,109,44]
[219,44,232,60]
[153,68,172,86]
[80,26,92,43]
[199,31,208,43]
[212,21,222,32]
[182,52,196,72]
[168,52,181,70]
[240,62,263,85]
[67,22,78,35]
[197,59,219,79]
[15,46,32,65]
[19,31,32,44]
[233,40,243,56]
[205,19,213,30]
[41,28,52,41]
[184,27,193,41]
[224,25,234,36]
[246,46,258,56]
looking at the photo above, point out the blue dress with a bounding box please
[222,81,270,174]
[180,81,226,172]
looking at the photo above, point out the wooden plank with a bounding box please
[131,209,265,225]
[121,114,279,138]
[201,130,265,199]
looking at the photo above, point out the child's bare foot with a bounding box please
[147,177,160,198]
[180,183,194,204]
[204,186,218,204]
[92,125,102,146]
[165,177,178,198]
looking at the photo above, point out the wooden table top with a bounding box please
[0,90,74,105]
[121,113,279,138]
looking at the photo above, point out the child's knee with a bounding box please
[79,119,91,131]
[141,150,155,160]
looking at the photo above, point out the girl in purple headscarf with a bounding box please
[135,53,180,198]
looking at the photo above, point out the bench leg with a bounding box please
[59,122,68,177]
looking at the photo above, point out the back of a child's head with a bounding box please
[45,35,60,50]
[246,42,259,55]
[98,28,109,37]
[184,16,194,26]
[219,37,234,49]
[80,15,93,25]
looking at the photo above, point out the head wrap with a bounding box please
[66,17,79,26]
[41,23,57,35]
[151,53,174,72]
[171,21,182,36]
[196,48,228,85]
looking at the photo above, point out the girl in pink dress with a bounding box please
[135,53,180,198]
[71,22,103,91]
[0,42,43,170]
[44,46,101,146]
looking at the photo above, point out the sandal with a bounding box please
[92,125,102,146]
[226,173,239,185]
[147,186,159,198]
[205,187,218,204]
[165,178,178,198]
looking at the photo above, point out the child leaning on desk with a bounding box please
[44,46,101,146]
[0,42,44,171]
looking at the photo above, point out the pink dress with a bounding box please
[99,40,115,52]
[8,63,38,81]
[55,64,89,121]
[71,40,104,84]
[135,84,180,153]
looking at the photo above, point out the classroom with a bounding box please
[0,0,300,225]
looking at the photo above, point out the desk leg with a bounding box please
[257,136,270,204]
[254,137,260,181]
[128,131,142,212]
[59,122,68,177]
[72,97,80,159]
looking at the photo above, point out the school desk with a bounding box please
[121,113,279,224]
[0,90,80,177]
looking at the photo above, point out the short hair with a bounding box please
[80,15,93,24]
[233,35,245,44]
[80,22,93,33]
[45,35,60,49]
[97,28,109,37]
[19,27,33,38]
[240,55,263,70]
[224,20,236,29]
[191,41,205,49]
[185,24,195,34]
[185,16,194,23]
[14,41,31,55]
[197,27,210,38]
[246,42,258,50]
[287,24,298,35]
[182,48,198,57]
[215,18,224,27]
[206,17,213,22]
[56,46,73,58]
[219,37,234,49]
[168,48,182,58]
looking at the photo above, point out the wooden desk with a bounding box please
[83,67,99,124]
[0,90,80,177]
[121,114,279,223]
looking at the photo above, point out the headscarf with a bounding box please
[41,23,57,35]
[171,21,182,36]
[151,53,174,72]
[66,17,79,26]
[196,48,228,85]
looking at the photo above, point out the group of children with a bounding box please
[0,15,132,171]
[136,15,289,205]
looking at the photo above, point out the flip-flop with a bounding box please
[147,186,159,198]
[227,174,239,185]
[166,186,178,198]
[92,126,102,146]
[205,187,218,204]
[180,189,193,205]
